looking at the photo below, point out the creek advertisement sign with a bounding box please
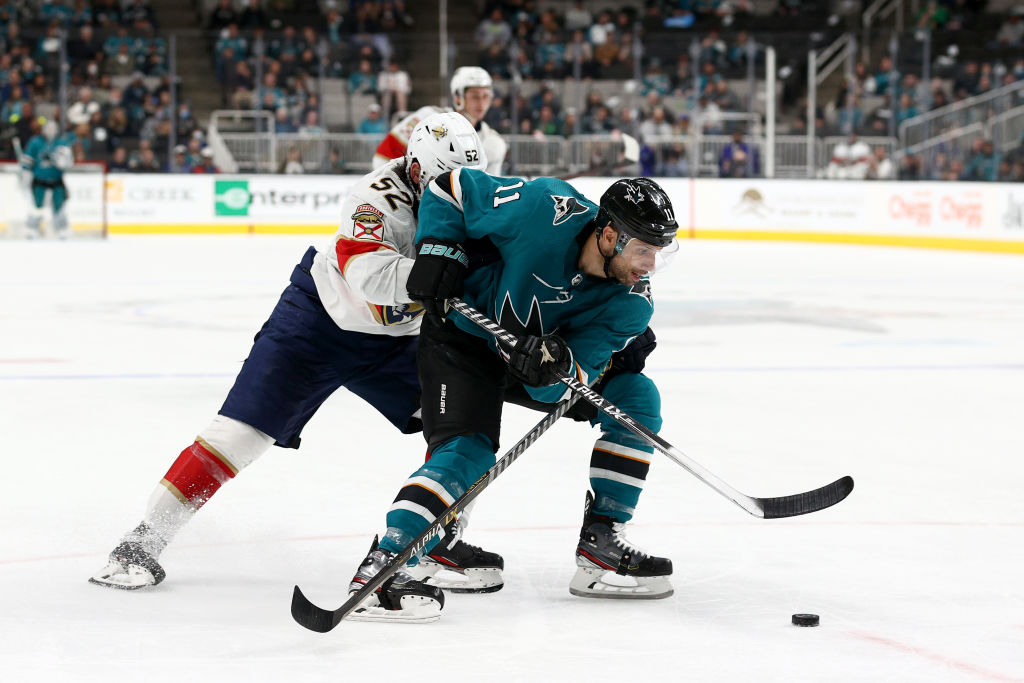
[99,174,1024,252]
[107,174,360,233]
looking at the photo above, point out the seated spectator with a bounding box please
[826,142,849,179]
[658,144,689,177]
[357,103,388,135]
[694,94,723,134]
[559,107,580,137]
[994,7,1024,46]
[639,106,673,139]
[320,146,344,174]
[582,104,616,133]
[641,59,671,97]
[915,0,950,30]
[68,86,100,126]
[898,152,923,180]
[168,144,192,172]
[281,145,304,174]
[963,139,1001,181]
[239,0,268,31]
[532,105,559,136]
[846,134,872,179]
[895,92,920,125]
[713,78,741,113]
[274,106,297,133]
[130,147,162,173]
[348,58,377,95]
[866,56,897,95]
[176,103,198,141]
[208,0,238,32]
[475,7,512,53]
[109,146,130,171]
[192,147,219,174]
[378,61,411,115]
[299,110,325,136]
[867,146,895,180]
[837,93,864,135]
[480,43,510,80]
[564,1,593,32]
[718,131,760,178]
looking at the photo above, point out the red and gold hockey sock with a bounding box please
[160,439,238,511]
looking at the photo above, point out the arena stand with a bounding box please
[2,0,1022,180]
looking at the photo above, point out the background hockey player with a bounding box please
[346,173,679,622]
[19,120,76,239]
[90,113,501,597]
[372,66,507,175]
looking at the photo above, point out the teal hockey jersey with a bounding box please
[21,134,75,184]
[417,168,654,404]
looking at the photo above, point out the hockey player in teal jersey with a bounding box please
[19,120,76,239]
[347,173,680,620]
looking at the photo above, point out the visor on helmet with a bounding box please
[613,231,678,275]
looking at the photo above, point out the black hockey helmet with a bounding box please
[596,178,678,249]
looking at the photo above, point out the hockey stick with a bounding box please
[291,393,581,633]
[449,298,854,519]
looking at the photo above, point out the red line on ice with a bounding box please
[849,631,1021,682]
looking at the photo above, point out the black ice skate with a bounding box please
[570,491,673,600]
[347,536,445,623]
[416,518,504,593]
[89,530,167,591]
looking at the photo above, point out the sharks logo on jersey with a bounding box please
[498,291,544,338]
[551,195,590,225]
[630,279,654,306]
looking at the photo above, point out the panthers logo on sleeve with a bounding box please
[368,302,425,326]
[551,195,590,225]
[351,204,385,241]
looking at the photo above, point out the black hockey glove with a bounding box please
[606,327,657,378]
[406,239,469,319]
[505,334,572,387]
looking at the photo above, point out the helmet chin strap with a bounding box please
[597,229,617,279]
[593,210,617,278]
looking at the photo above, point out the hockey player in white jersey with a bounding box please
[89,113,499,612]
[372,66,507,175]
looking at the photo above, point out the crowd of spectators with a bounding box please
[3,0,1024,179]
[210,0,414,134]
[1,0,212,172]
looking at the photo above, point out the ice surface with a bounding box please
[1,236,1022,682]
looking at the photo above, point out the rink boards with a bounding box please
[4,170,1023,252]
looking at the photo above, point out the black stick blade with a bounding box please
[759,476,855,519]
[291,585,342,633]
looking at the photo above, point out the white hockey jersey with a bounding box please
[310,158,424,337]
[372,105,507,175]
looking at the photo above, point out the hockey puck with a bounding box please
[792,613,819,627]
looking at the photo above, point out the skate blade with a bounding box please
[88,562,158,590]
[420,566,504,594]
[345,595,442,624]
[569,567,673,600]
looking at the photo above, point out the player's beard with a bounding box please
[606,254,647,287]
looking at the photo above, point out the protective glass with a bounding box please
[615,235,679,274]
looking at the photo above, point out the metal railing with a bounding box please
[899,80,1024,149]
[210,108,899,180]
[862,0,905,62]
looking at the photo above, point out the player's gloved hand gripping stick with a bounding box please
[448,298,854,520]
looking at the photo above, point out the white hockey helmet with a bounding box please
[42,120,59,141]
[450,66,493,108]
[406,111,486,196]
